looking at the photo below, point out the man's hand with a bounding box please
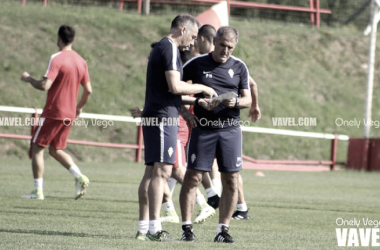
[202,86,218,99]
[76,107,82,118]
[199,98,221,111]
[249,106,261,122]
[182,110,199,128]
[130,107,143,118]
[21,72,30,82]
[223,98,237,108]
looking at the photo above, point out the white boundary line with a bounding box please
[0,105,349,141]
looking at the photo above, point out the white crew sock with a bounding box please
[195,194,207,207]
[162,201,175,211]
[236,202,248,211]
[216,223,229,235]
[69,165,82,178]
[212,178,222,196]
[149,220,162,235]
[205,187,218,198]
[34,178,43,190]
[138,220,149,234]
[167,177,177,196]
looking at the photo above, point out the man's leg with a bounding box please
[49,146,89,200]
[214,171,239,243]
[136,165,153,240]
[232,173,250,220]
[210,159,222,196]
[21,143,45,200]
[179,168,203,241]
[146,162,177,241]
[202,171,220,209]
[161,181,179,224]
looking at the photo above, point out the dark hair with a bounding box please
[58,25,76,45]
[171,14,201,30]
[199,24,216,43]
[215,26,239,44]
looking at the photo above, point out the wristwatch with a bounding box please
[234,98,239,108]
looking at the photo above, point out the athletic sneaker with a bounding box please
[232,210,250,220]
[214,225,235,243]
[21,189,44,200]
[181,225,195,241]
[160,209,179,223]
[146,230,178,242]
[135,231,147,241]
[75,174,90,200]
[194,204,215,224]
[207,194,220,209]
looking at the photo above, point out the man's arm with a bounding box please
[248,75,261,122]
[21,72,53,91]
[76,82,92,118]
[165,70,217,98]
[223,89,251,109]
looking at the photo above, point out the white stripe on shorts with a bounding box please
[32,117,45,143]
[160,122,164,162]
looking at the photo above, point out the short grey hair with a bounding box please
[171,14,201,30]
[215,26,239,44]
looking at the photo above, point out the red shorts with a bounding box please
[173,139,187,169]
[32,117,72,149]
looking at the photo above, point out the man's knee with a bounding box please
[48,146,58,157]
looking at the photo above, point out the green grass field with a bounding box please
[1,158,380,249]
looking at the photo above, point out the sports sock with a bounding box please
[167,177,177,196]
[138,220,149,234]
[211,178,222,196]
[236,202,248,211]
[216,223,229,235]
[148,220,162,235]
[162,201,175,211]
[182,221,192,226]
[34,178,43,190]
[205,187,218,198]
[69,165,82,178]
[195,194,207,207]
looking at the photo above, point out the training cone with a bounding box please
[255,171,265,177]
[196,1,229,30]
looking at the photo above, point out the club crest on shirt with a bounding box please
[168,147,174,157]
[228,69,234,78]
[191,153,196,163]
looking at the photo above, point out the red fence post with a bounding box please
[22,0,27,5]
[135,124,143,162]
[309,0,315,26]
[29,108,39,159]
[137,0,142,14]
[43,0,47,7]
[315,0,320,27]
[330,133,337,170]
[119,1,124,11]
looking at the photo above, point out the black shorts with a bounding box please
[143,119,179,166]
[187,126,242,172]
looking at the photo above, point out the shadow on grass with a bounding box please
[0,228,111,238]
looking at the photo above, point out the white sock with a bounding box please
[69,165,82,178]
[162,201,175,211]
[167,177,177,196]
[237,203,248,211]
[138,220,149,234]
[212,179,222,196]
[216,223,229,235]
[149,220,162,235]
[195,194,207,207]
[182,221,192,226]
[205,187,218,198]
[34,178,43,190]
